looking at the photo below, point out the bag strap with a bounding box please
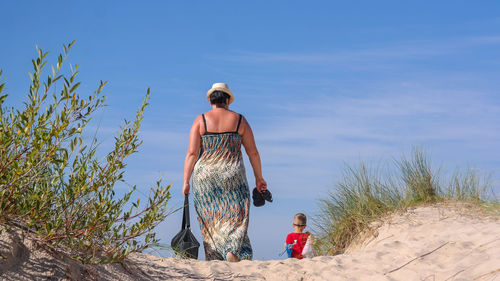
[182,195,191,229]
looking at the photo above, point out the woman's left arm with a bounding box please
[240,116,267,192]
[183,115,202,195]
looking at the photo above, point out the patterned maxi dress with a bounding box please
[191,114,253,260]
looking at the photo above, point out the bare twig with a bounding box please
[444,269,466,281]
[384,242,449,275]
[473,268,500,280]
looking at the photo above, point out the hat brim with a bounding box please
[206,88,234,104]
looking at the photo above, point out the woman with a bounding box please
[182,83,267,262]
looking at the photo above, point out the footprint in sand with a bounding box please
[382,240,402,248]
[375,251,389,259]
[459,241,474,249]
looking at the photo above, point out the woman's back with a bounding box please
[201,109,242,135]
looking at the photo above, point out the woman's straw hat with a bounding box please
[206,83,234,104]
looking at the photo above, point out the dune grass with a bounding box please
[314,148,497,255]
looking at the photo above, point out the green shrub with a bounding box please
[0,42,171,264]
[314,148,494,256]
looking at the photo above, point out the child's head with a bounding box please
[293,213,307,232]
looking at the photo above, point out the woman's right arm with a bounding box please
[183,115,202,196]
[240,116,267,192]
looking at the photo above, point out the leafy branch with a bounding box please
[0,42,171,264]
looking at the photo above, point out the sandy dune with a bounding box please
[1,202,499,280]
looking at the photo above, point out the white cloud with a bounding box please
[208,35,500,66]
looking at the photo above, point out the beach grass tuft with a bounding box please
[314,148,498,255]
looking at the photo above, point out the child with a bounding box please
[285,213,312,259]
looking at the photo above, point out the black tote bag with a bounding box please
[171,195,200,259]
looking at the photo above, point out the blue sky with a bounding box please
[1,1,499,260]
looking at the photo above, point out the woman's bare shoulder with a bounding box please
[193,114,204,123]
[191,114,204,135]
[191,114,204,129]
[238,114,251,135]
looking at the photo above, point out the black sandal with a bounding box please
[252,188,273,207]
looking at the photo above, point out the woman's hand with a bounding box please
[182,182,190,196]
[256,177,267,193]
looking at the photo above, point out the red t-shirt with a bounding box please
[286,232,309,259]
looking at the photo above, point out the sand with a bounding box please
[1,202,499,281]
